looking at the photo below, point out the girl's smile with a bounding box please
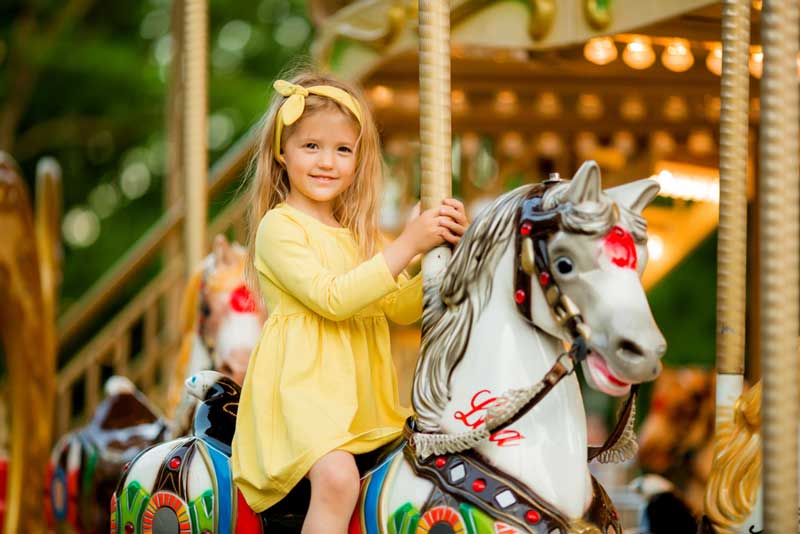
[281,107,359,220]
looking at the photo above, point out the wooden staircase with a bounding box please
[53,130,257,437]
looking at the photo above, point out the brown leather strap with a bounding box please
[491,356,573,433]
[587,385,639,461]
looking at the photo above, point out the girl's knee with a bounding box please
[309,452,359,499]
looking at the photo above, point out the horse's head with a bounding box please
[198,235,266,384]
[414,161,665,430]
[524,161,666,395]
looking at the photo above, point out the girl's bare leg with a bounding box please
[302,450,359,534]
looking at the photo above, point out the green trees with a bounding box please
[0,0,312,306]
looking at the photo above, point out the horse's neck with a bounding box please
[440,250,593,519]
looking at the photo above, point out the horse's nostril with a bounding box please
[619,339,645,358]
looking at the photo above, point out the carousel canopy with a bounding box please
[310,0,767,289]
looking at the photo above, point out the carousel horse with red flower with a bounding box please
[45,235,264,533]
[111,161,666,534]
[166,234,266,435]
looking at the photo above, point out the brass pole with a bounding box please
[759,0,799,530]
[183,0,207,273]
[165,0,185,342]
[713,0,750,439]
[418,0,452,288]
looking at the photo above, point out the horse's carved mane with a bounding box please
[412,179,648,431]
[413,186,533,430]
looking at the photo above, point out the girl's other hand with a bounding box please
[438,198,469,246]
[383,199,468,278]
[404,206,446,254]
[383,206,445,277]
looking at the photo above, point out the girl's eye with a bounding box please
[305,143,318,149]
[554,256,575,275]
[338,146,352,153]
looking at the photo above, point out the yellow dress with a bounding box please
[231,203,422,512]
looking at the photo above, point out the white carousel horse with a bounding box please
[111,161,666,534]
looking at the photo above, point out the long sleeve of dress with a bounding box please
[381,272,423,325]
[254,210,400,321]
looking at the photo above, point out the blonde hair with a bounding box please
[704,382,762,533]
[244,71,384,290]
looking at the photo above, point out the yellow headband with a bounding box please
[272,79,363,161]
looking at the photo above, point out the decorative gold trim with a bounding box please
[568,518,602,534]
[528,0,556,41]
[584,0,612,30]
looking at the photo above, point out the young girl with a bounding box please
[231,72,468,533]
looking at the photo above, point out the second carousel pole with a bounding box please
[183,0,208,273]
[714,0,750,446]
[759,0,799,530]
[418,0,452,291]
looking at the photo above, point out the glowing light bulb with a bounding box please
[584,37,618,66]
[451,89,468,114]
[651,131,676,155]
[623,37,655,70]
[537,132,563,157]
[706,44,722,76]
[577,93,604,120]
[494,90,518,114]
[687,129,715,156]
[369,85,393,108]
[647,235,664,261]
[662,39,694,72]
[749,47,763,79]
[620,96,646,121]
[663,96,688,122]
[536,92,561,118]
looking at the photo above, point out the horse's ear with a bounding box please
[606,179,660,214]
[566,160,602,204]
[213,234,236,265]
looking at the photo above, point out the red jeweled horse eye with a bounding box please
[603,226,637,270]
[230,285,257,313]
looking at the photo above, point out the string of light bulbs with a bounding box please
[584,34,787,79]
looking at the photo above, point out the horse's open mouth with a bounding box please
[586,352,631,397]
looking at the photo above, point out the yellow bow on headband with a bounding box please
[273,80,363,161]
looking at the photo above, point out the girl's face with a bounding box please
[281,108,359,214]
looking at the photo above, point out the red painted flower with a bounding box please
[603,226,637,270]
[230,285,257,313]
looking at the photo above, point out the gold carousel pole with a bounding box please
[418,0,452,288]
[183,0,208,273]
[704,1,752,529]
[713,0,750,446]
[759,0,799,530]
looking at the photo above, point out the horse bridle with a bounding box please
[514,179,591,352]
[499,178,638,452]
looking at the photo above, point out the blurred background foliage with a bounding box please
[0,0,312,311]
[0,0,716,369]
